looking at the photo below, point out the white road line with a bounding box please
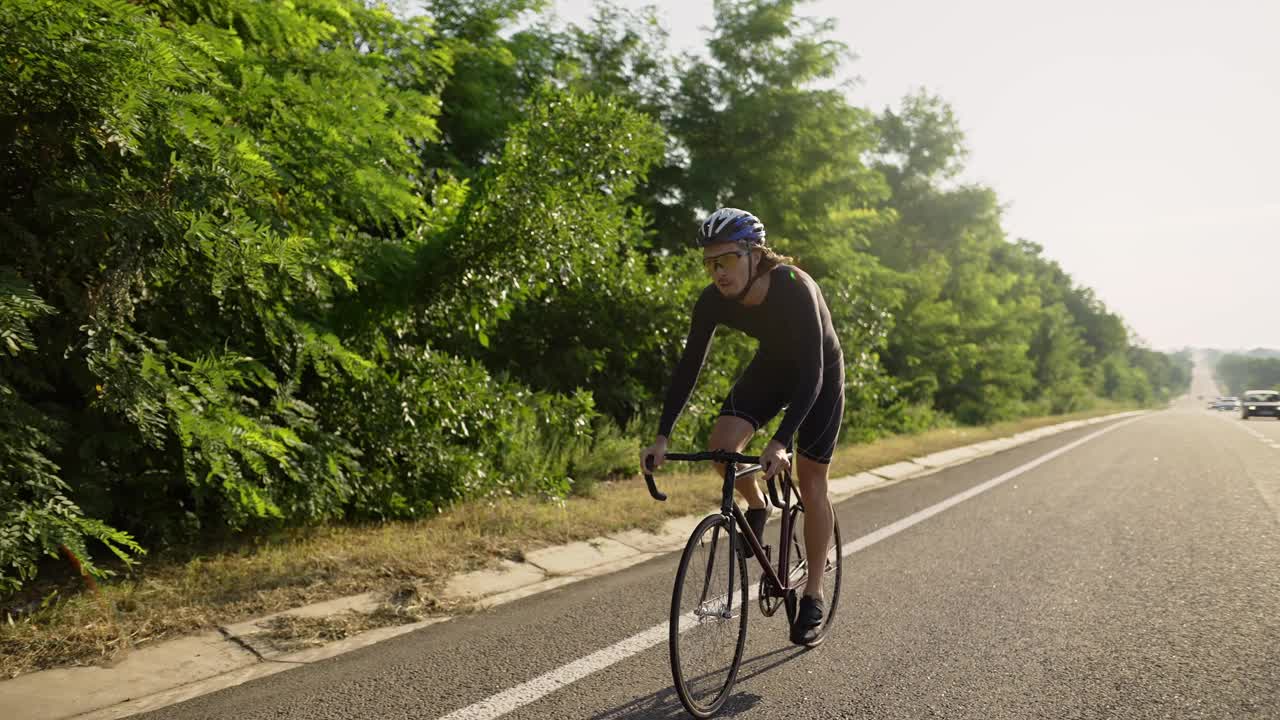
[434,414,1148,720]
[1219,415,1280,446]
[839,414,1146,558]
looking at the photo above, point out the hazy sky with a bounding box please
[552,0,1280,351]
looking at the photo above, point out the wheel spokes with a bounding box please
[671,516,747,717]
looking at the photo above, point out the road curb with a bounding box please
[1,410,1147,720]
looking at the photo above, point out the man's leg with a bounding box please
[715,360,786,543]
[707,415,762,507]
[794,453,834,599]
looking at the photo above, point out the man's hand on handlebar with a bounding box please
[640,436,669,474]
[760,438,790,482]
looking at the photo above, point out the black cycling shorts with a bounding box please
[718,355,845,464]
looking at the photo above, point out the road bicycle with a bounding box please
[644,449,842,718]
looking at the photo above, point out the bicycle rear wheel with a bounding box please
[784,503,842,647]
[670,513,749,718]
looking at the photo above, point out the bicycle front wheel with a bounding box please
[670,513,749,718]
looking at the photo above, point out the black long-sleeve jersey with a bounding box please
[658,264,843,446]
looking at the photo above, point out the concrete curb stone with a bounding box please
[444,560,547,601]
[828,472,886,500]
[608,521,695,554]
[867,460,928,480]
[969,437,1020,454]
[71,618,450,720]
[912,445,980,469]
[524,537,636,576]
[0,632,254,720]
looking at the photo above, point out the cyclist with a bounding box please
[640,207,844,646]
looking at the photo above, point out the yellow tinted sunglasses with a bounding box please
[702,250,748,276]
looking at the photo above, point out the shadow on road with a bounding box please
[588,645,808,719]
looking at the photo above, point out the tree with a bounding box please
[419,0,560,173]
[1,0,448,565]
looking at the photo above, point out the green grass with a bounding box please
[0,404,1136,678]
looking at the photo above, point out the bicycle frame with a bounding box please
[645,450,805,604]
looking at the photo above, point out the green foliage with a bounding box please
[421,86,665,349]
[0,269,144,591]
[1,0,449,573]
[319,345,599,517]
[1215,353,1279,396]
[1029,305,1091,414]
[420,0,556,172]
[567,418,642,497]
[669,0,889,254]
[481,249,704,423]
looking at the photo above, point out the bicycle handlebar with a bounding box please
[643,450,784,502]
[642,457,667,501]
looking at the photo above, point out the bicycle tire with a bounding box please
[784,503,842,647]
[669,513,749,718]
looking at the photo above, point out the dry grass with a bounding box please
[249,585,439,653]
[0,405,1133,678]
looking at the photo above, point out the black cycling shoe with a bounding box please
[744,507,770,544]
[790,595,825,646]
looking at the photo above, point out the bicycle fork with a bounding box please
[693,521,736,620]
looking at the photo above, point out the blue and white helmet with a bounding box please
[698,208,766,247]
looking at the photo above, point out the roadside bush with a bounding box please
[321,346,601,518]
[566,418,640,497]
[0,271,143,591]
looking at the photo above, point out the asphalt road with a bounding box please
[140,380,1280,718]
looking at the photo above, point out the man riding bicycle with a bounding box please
[640,207,844,646]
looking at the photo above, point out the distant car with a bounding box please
[1212,396,1240,411]
[1240,390,1280,420]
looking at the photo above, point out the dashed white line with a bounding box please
[434,414,1148,720]
[1216,413,1280,449]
